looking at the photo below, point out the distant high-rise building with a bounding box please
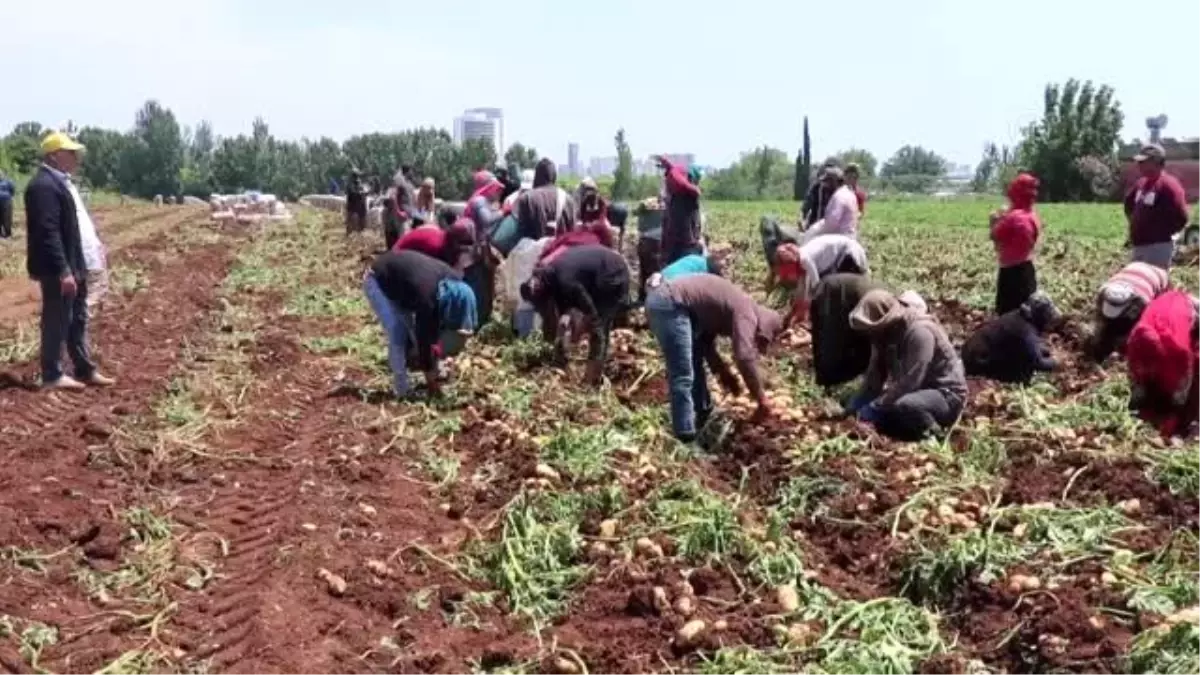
[588,156,619,177]
[453,107,504,158]
[568,143,581,177]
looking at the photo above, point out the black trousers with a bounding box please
[875,390,963,441]
[995,261,1037,315]
[0,199,11,238]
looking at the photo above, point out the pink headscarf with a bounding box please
[468,170,504,204]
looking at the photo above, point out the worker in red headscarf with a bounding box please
[990,173,1042,315]
[1125,290,1200,438]
[656,155,703,266]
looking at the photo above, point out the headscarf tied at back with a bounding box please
[1126,290,1197,404]
[468,170,504,204]
[1006,173,1039,210]
[437,278,478,333]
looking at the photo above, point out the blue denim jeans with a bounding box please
[646,285,710,439]
[364,274,413,395]
[40,275,95,382]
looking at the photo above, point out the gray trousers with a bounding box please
[1132,242,1174,270]
[39,275,95,382]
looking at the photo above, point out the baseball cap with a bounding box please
[1100,284,1135,319]
[41,131,85,155]
[1133,143,1166,163]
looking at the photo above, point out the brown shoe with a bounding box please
[44,375,86,391]
[81,372,116,387]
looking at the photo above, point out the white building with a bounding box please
[568,143,581,176]
[453,107,504,157]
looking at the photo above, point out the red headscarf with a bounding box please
[468,170,504,204]
[1127,290,1198,404]
[1006,173,1039,211]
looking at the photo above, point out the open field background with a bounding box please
[0,199,1196,674]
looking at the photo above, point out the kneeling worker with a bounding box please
[520,244,631,385]
[1125,290,1199,438]
[363,249,477,397]
[846,290,967,441]
[646,274,783,441]
[961,292,1061,384]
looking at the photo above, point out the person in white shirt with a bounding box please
[65,181,109,314]
[802,168,860,244]
[775,233,870,325]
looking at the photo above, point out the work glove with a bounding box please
[857,402,882,425]
[844,392,873,415]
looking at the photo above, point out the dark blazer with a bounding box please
[25,166,83,280]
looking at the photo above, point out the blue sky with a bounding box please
[6,0,1198,169]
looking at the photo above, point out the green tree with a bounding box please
[5,121,45,174]
[709,146,795,201]
[793,116,812,201]
[76,127,130,190]
[611,128,633,200]
[503,143,539,171]
[1018,79,1123,201]
[970,142,1020,193]
[118,100,184,198]
[836,147,878,177]
[880,145,948,194]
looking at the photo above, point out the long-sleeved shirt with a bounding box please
[961,311,1056,383]
[991,207,1041,268]
[392,174,417,220]
[815,185,860,238]
[0,179,14,202]
[863,315,967,406]
[665,274,782,403]
[539,222,615,265]
[533,245,629,361]
[811,273,882,387]
[661,253,719,280]
[801,182,834,225]
[659,157,703,262]
[371,250,460,371]
[795,235,869,308]
[393,224,451,261]
[1124,171,1190,246]
[515,185,575,240]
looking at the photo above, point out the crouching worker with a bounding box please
[760,216,804,293]
[1086,262,1170,362]
[846,290,967,441]
[962,292,1061,384]
[363,249,477,397]
[646,274,783,441]
[520,244,630,385]
[779,234,869,325]
[1125,291,1199,438]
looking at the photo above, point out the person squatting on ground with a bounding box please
[1124,290,1199,438]
[520,244,630,385]
[1086,262,1171,363]
[801,167,860,244]
[776,233,870,325]
[363,249,477,397]
[759,216,804,293]
[809,273,885,390]
[25,132,115,390]
[515,159,576,241]
[961,291,1061,384]
[345,170,369,234]
[991,172,1042,315]
[0,170,15,238]
[845,290,967,441]
[1124,143,1190,270]
[646,274,783,441]
[657,155,704,266]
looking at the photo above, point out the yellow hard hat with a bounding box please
[41,131,85,155]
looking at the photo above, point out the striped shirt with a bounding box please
[1103,262,1170,305]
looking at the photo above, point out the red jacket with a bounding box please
[393,224,447,258]
[1124,171,1190,246]
[539,222,615,265]
[991,173,1041,268]
[1127,290,1199,437]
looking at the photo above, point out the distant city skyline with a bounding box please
[453,107,504,158]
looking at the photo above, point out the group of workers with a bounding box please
[359,141,1198,444]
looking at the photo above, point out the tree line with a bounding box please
[0,78,1129,204]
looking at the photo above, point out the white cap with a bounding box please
[1100,284,1134,319]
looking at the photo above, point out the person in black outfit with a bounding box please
[345,170,368,234]
[520,244,631,384]
[961,292,1061,384]
[25,133,115,389]
[0,171,15,238]
[363,249,477,397]
[801,159,841,227]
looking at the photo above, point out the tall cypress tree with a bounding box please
[794,116,812,201]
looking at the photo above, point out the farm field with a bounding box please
[0,199,1196,674]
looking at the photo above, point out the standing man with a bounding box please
[25,132,114,390]
[515,159,576,240]
[801,159,841,227]
[845,163,868,215]
[1124,143,1190,270]
[345,169,368,234]
[0,170,15,238]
